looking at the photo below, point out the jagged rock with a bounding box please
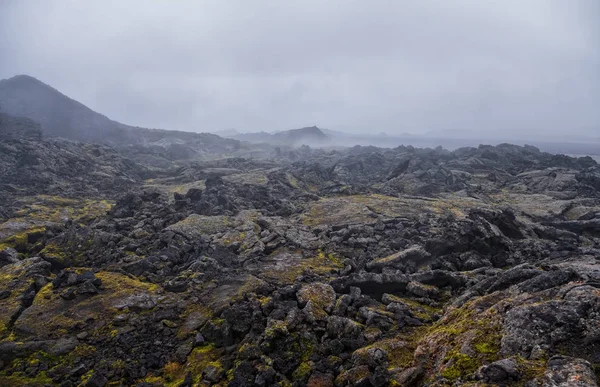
[331,272,409,298]
[351,347,388,368]
[540,356,598,387]
[501,285,600,358]
[297,283,337,322]
[327,316,362,339]
[0,247,19,267]
[476,358,521,383]
[84,371,108,387]
[164,277,188,293]
[366,245,431,271]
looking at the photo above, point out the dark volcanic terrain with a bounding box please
[1,81,600,387]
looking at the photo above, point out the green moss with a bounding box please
[510,357,546,386]
[9,196,113,226]
[264,320,289,340]
[474,341,500,355]
[383,294,441,321]
[39,243,68,262]
[0,372,52,386]
[184,344,224,383]
[334,365,371,386]
[353,333,425,371]
[292,361,312,381]
[39,236,95,266]
[1,227,46,252]
[261,249,345,286]
[441,351,480,380]
[72,344,97,358]
[80,369,95,385]
[287,336,315,364]
[286,172,299,188]
[15,270,160,340]
[417,296,504,382]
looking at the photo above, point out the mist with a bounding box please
[1,0,598,138]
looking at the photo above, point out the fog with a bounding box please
[0,0,598,139]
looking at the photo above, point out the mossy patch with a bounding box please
[383,294,441,321]
[301,194,487,227]
[0,196,113,249]
[418,295,505,381]
[0,373,52,386]
[39,231,96,267]
[291,361,313,381]
[166,214,233,238]
[0,227,46,252]
[0,260,46,339]
[14,271,160,340]
[185,344,224,384]
[260,249,345,286]
[11,196,113,225]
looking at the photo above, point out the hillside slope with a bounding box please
[0,75,266,164]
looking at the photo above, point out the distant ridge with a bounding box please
[0,75,249,162]
[0,75,131,143]
[233,125,330,146]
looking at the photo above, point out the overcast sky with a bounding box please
[0,0,598,136]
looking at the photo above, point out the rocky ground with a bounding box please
[1,115,600,386]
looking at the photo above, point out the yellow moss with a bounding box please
[292,361,312,381]
[286,172,299,188]
[16,270,159,339]
[185,344,224,383]
[382,295,440,321]
[34,283,55,305]
[0,373,52,386]
[39,235,95,265]
[335,365,371,385]
[418,296,504,381]
[79,369,95,385]
[219,231,248,247]
[302,194,485,227]
[39,243,68,262]
[177,304,213,338]
[1,227,46,251]
[264,320,289,340]
[261,249,345,286]
[72,344,97,358]
[4,196,113,231]
[512,356,546,386]
[441,352,480,380]
[163,361,186,383]
[95,271,159,293]
[233,275,268,303]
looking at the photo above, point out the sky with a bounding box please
[0,0,599,137]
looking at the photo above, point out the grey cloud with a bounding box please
[0,0,598,137]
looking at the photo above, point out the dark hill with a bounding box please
[234,125,330,146]
[0,75,131,143]
[0,75,269,163]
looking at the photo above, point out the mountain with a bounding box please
[0,75,133,143]
[0,111,43,141]
[272,126,329,146]
[233,126,331,146]
[212,128,240,137]
[0,75,275,164]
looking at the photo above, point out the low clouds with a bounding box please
[0,0,598,137]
